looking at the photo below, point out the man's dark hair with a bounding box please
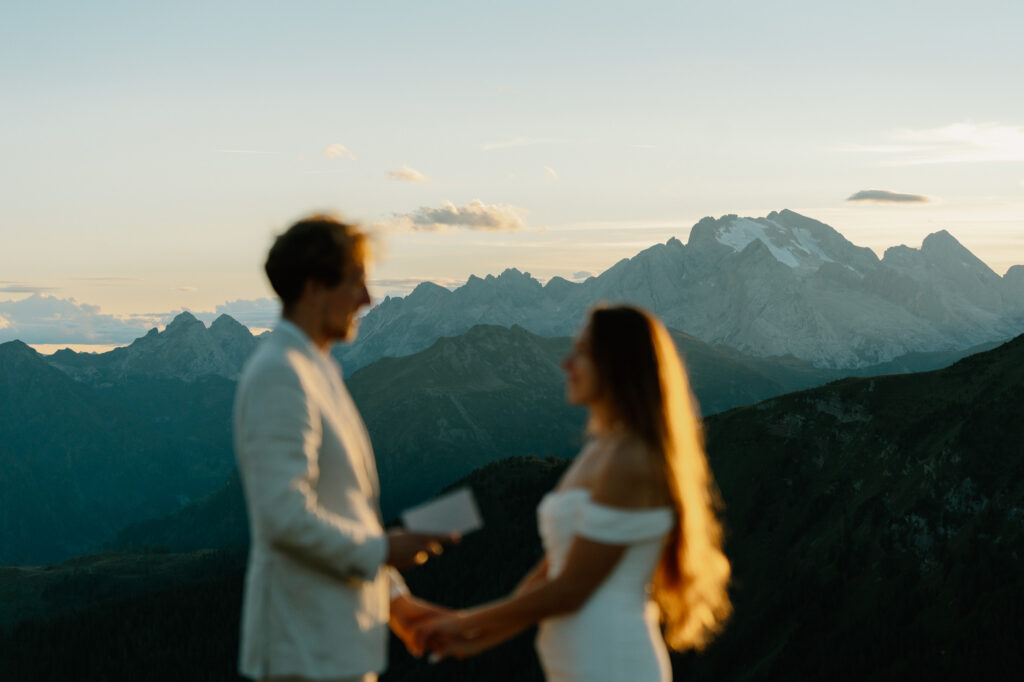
[264,214,369,308]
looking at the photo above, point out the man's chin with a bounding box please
[333,323,359,344]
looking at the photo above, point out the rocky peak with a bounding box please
[0,339,38,365]
[543,276,577,298]
[164,311,204,335]
[209,314,252,340]
[406,281,452,304]
[495,268,542,290]
[885,231,998,279]
[920,230,997,276]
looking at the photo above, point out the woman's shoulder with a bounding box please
[590,434,670,509]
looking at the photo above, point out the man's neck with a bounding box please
[282,311,331,351]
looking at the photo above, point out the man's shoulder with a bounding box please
[239,332,313,389]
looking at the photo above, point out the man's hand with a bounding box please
[390,594,453,658]
[385,529,458,569]
[413,611,511,660]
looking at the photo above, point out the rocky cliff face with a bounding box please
[336,210,1024,372]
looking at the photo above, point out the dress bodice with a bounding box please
[535,488,675,681]
[538,488,674,594]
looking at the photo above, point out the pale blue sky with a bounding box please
[2,0,1022,346]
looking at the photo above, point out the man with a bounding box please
[233,214,452,682]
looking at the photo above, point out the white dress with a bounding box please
[535,488,675,682]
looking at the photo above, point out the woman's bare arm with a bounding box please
[420,439,661,655]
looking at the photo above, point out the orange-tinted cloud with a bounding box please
[388,165,431,183]
[388,200,527,232]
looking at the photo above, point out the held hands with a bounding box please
[413,612,501,661]
[390,594,453,658]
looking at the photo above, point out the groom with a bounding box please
[233,214,452,682]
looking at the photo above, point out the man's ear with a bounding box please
[300,278,322,301]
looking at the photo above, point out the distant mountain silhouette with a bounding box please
[47,312,257,385]
[337,210,1024,373]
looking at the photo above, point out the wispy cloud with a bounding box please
[544,166,559,180]
[482,136,566,152]
[216,149,276,155]
[842,122,1024,165]
[70,277,142,283]
[0,282,57,294]
[572,271,594,281]
[324,143,357,160]
[388,165,431,183]
[847,189,930,203]
[177,286,198,293]
[0,313,10,330]
[383,200,528,232]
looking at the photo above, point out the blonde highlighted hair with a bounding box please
[587,305,731,651]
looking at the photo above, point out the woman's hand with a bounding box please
[414,612,469,653]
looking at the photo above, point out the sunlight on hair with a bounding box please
[647,315,732,651]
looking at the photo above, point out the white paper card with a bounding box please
[401,487,483,536]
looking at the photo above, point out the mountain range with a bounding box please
[0,320,1007,563]
[46,312,258,385]
[4,208,1021,565]
[339,209,1024,372]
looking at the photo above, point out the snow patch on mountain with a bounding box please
[714,217,838,270]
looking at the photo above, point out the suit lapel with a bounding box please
[323,355,382,510]
[271,323,382,516]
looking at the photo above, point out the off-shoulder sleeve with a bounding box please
[578,499,675,545]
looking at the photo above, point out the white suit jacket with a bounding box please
[233,320,393,680]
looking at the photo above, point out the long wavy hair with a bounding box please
[587,305,731,651]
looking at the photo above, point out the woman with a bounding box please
[416,305,731,681]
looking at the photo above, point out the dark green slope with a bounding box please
[0,340,239,564]
[110,473,250,554]
[0,342,195,564]
[0,458,566,682]
[348,324,586,518]
[695,333,1024,681]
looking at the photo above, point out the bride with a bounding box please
[415,305,732,681]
